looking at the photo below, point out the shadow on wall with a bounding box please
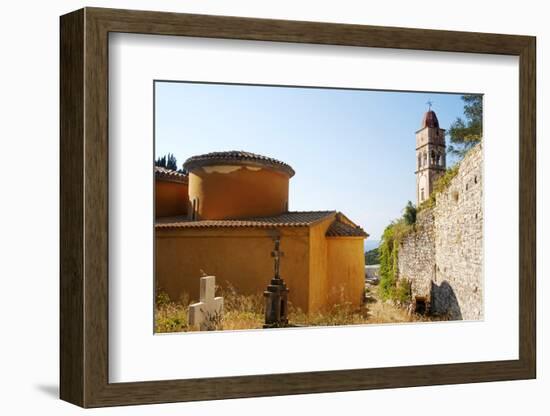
[430,280,462,320]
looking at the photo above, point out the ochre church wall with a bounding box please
[155,181,189,218]
[155,217,366,314]
[307,218,332,313]
[188,166,289,220]
[155,227,312,312]
[326,237,366,309]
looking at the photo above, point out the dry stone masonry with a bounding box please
[398,143,483,320]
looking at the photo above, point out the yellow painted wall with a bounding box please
[307,216,335,313]
[187,166,289,220]
[155,181,188,218]
[155,227,311,311]
[326,237,365,308]
[156,219,366,314]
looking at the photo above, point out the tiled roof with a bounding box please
[156,211,335,229]
[183,151,295,178]
[421,110,440,129]
[326,214,369,238]
[155,166,188,184]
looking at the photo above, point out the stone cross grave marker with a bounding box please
[188,276,224,331]
[272,237,284,278]
[264,237,289,328]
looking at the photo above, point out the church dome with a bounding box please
[184,150,295,178]
[184,150,293,220]
[421,110,440,129]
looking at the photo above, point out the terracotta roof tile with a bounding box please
[326,215,369,238]
[155,166,188,184]
[156,211,335,229]
[183,150,295,178]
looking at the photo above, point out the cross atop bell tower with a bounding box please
[415,106,446,205]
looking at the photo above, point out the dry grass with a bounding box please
[155,285,265,333]
[365,298,427,324]
[155,283,436,333]
[155,291,192,332]
[215,284,264,330]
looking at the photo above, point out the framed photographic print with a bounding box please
[60,7,536,408]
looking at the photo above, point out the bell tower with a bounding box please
[416,104,446,205]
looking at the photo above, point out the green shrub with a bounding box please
[378,220,413,301]
[394,279,412,304]
[418,165,459,211]
[403,201,417,225]
[365,247,379,265]
[155,290,171,307]
[434,164,459,194]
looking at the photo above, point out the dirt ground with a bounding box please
[364,283,429,324]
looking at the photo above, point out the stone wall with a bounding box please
[397,210,435,299]
[398,143,483,320]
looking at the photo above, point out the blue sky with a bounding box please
[155,81,470,241]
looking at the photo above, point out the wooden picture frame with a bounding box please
[60,7,536,408]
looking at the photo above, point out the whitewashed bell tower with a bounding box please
[416,104,446,205]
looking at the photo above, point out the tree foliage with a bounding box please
[378,202,416,301]
[379,223,399,300]
[447,95,482,158]
[402,200,417,225]
[364,248,380,265]
[155,153,188,174]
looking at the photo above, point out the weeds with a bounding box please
[155,281,429,333]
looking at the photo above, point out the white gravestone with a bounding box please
[188,276,223,331]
